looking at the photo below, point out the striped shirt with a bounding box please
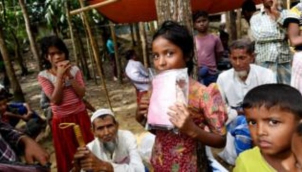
[250,8,293,63]
[38,66,86,118]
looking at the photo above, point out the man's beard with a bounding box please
[235,70,248,79]
[103,138,118,156]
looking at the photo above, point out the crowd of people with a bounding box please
[2,0,302,171]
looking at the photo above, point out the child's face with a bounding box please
[292,132,302,168]
[245,106,298,156]
[194,16,209,33]
[152,36,187,72]
[0,99,7,114]
[46,46,66,68]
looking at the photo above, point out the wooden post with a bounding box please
[130,24,136,46]
[65,1,79,66]
[236,9,242,39]
[78,0,113,110]
[139,22,149,68]
[109,22,123,84]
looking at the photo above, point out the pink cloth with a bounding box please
[195,34,224,74]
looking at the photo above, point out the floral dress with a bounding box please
[150,79,227,172]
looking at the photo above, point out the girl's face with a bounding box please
[152,36,186,72]
[46,46,66,68]
[292,132,302,168]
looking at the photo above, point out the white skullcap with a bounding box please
[91,108,115,123]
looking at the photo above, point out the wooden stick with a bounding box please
[109,22,122,84]
[70,0,119,16]
[78,0,113,111]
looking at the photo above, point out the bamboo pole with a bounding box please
[70,0,119,15]
[139,22,149,68]
[109,22,123,84]
[236,9,241,39]
[78,0,113,110]
[65,1,79,66]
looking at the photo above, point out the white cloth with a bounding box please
[125,59,149,91]
[86,130,144,172]
[217,64,276,124]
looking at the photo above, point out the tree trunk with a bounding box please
[0,27,25,101]
[226,10,237,42]
[155,0,193,30]
[10,30,28,76]
[139,22,149,68]
[19,0,42,71]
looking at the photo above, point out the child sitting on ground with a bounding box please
[234,84,302,171]
[0,91,46,139]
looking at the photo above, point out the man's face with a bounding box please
[262,0,274,8]
[93,115,118,143]
[245,106,298,156]
[194,16,209,33]
[229,48,253,74]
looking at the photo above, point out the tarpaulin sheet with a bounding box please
[87,0,262,23]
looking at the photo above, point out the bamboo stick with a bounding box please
[65,1,79,66]
[109,22,122,84]
[70,0,119,16]
[78,0,113,110]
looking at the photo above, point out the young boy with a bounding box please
[0,91,46,139]
[234,84,302,171]
[292,122,302,169]
[193,10,224,86]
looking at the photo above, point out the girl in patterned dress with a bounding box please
[37,36,93,172]
[136,21,228,172]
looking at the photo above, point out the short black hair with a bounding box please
[230,39,254,55]
[152,21,194,75]
[92,114,118,129]
[243,84,302,119]
[39,36,69,70]
[125,49,135,61]
[241,0,257,13]
[193,10,209,22]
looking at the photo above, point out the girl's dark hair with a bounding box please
[243,84,302,119]
[192,10,209,22]
[39,36,69,70]
[152,21,194,75]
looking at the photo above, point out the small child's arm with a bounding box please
[22,103,33,121]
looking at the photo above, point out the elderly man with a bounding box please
[217,39,276,165]
[250,0,293,84]
[73,109,144,172]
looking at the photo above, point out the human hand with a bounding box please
[56,60,71,79]
[22,136,49,166]
[136,92,150,126]
[168,102,197,137]
[74,147,112,172]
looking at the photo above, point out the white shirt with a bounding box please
[86,130,144,172]
[125,60,149,91]
[217,64,276,124]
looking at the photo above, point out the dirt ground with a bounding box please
[18,68,145,171]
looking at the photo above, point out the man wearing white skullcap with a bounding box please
[73,109,144,172]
